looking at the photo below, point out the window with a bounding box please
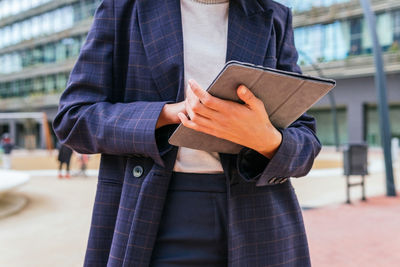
[21,49,33,67]
[33,77,44,93]
[32,46,44,65]
[10,81,18,97]
[44,43,56,63]
[0,2,94,49]
[0,33,85,74]
[56,73,68,92]
[21,79,31,96]
[349,18,362,55]
[0,74,67,99]
[55,42,67,62]
[365,105,400,146]
[21,20,32,41]
[394,10,400,44]
[362,13,393,53]
[274,0,351,13]
[3,26,11,47]
[45,75,56,93]
[0,83,6,98]
[307,108,348,146]
[16,79,27,97]
[294,25,323,64]
[42,12,52,35]
[63,37,81,58]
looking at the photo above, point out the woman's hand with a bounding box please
[156,101,187,129]
[178,80,282,159]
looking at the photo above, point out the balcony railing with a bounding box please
[301,51,400,78]
[293,0,400,27]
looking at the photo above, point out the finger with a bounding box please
[185,94,212,121]
[186,86,199,112]
[237,85,262,110]
[178,112,224,139]
[182,102,213,126]
[178,112,211,132]
[187,93,221,120]
[185,100,196,121]
[189,79,224,110]
[179,112,239,143]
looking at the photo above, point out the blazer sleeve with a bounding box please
[236,7,322,186]
[52,0,168,167]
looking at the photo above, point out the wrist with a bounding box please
[156,104,170,129]
[156,103,181,129]
[256,127,282,159]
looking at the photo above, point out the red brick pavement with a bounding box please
[303,195,400,267]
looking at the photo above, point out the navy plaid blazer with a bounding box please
[53,0,321,266]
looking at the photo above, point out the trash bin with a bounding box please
[343,143,368,204]
[343,143,368,176]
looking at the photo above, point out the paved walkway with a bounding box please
[0,175,97,267]
[304,195,400,267]
[0,170,30,218]
[0,148,399,266]
[0,170,30,195]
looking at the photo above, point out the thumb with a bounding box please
[237,85,260,109]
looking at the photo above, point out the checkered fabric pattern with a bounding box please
[53,0,321,266]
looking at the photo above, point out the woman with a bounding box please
[53,0,321,266]
[57,144,73,178]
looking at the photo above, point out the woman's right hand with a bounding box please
[156,101,187,129]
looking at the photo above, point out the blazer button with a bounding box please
[133,166,144,178]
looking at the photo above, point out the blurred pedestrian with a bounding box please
[1,133,13,169]
[75,153,89,177]
[57,144,73,178]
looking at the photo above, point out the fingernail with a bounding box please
[189,79,198,88]
[239,85,247,95]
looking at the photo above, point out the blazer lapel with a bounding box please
[137,0,185,102]
[226,0,274,65]
[137,0,273,102]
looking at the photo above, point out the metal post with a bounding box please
[346,175,351,204]
[298,51,340,151]
[361,176,366,201]
[359,0,396,196]
[328,91,340,151]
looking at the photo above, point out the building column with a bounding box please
[347,102,365,143]
[8,120,17,145]
[40,121,46,149]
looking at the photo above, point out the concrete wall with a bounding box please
[313,73,400,143]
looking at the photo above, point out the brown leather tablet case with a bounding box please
[168,61,336,154]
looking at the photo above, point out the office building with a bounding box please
[0,0,399,148]
[277,0,400,147]
[0,0,100,148]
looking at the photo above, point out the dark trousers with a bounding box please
[150,172,228,267]
[59,162,70,172]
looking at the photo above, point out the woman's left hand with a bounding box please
[178,79,282,159]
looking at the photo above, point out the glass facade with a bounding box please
[394,10,400,44]
[276,0,351,13]
[0,72,70,98]
[0,0,52,20]
[294,11,400,65]
[0,35,86,74]
[365,105,400,146]
[0,0,100,99]
[308,108,348,146]
[0,0,100,49]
